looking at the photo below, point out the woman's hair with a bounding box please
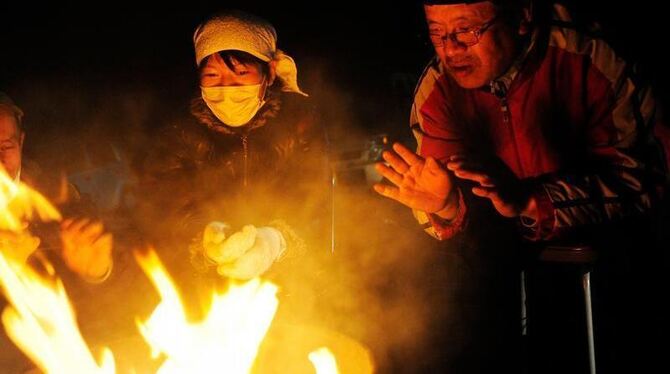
[198,50,270,79]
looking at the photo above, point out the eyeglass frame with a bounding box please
[428,16,499,48]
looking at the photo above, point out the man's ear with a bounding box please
[268,60,277,86]
[19,132,25,149]
[518,5,533,36]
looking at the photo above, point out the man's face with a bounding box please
[425,2,521,88]
[0,108,24,179]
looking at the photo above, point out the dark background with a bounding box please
[2,1,666,168]
[0,1,431,163]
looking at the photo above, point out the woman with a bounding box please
[134,10,329,281]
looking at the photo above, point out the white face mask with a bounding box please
[201,81,266,127]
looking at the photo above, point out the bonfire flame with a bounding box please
[309,347,340,374]
[0,170,345,373]
[0,172,61,232]
[135,250,280,373]
[0,171,115,373]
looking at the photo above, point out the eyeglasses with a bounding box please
[429,17,499,48]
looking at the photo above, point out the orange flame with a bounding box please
[0,170,114,373]
[309,347,340,374]
[135,250,280,373]
[0,170,352,373]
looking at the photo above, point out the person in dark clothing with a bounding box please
[126,11,341,370]
[132,10,330,290]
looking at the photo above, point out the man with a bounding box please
[0,93,24,182]
[1,92,117,372]
[0,91,113,282]
[374,1,669,372]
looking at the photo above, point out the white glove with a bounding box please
[203,222,254,263]
[202,222,286,280]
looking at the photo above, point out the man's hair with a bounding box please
[421,0,537,28]
[422,0,525,5]
[423,0,481,3]
[421,0,530,14]
[0,92,24,133]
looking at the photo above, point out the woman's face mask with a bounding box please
[199,52,269,127]
[201,81,266,127]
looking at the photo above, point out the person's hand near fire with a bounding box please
[373,142,538,221]
[1,218,113,283]
[59,218,113,283]
[373,142,460,220]
[446,154,538,219]
[201,221,286,279]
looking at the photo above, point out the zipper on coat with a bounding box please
[241,134,249,188]
[490,80,510,123]
[489,80,526,176]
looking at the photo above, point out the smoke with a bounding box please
[0,7,459,373]
[240,59,464,372]
[290,183,461,373]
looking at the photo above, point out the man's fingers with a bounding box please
[62,220,106,250]
[452,168,495,187]
[80,221,105,240]
[448,154,467,163]
[60,220,109,252]
[375,163,404,186]
[382,150,410,174]
[67,218,91,234]
[373,183,400,201]
[61,218,74,229]
[447,160,479,171]
[425,157,448,176]
[392,142,423,166]
[472,186,498,199]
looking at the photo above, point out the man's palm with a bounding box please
[374,143,453,213]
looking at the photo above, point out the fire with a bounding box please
[0,171,61,232]
[0,171,115,373]
[309,347,340,374]
[135,250,280,373]
[0,170,354,374]
[0,253,117,373]
[135,250,354,374]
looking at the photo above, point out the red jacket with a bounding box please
[411,6,669,241]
